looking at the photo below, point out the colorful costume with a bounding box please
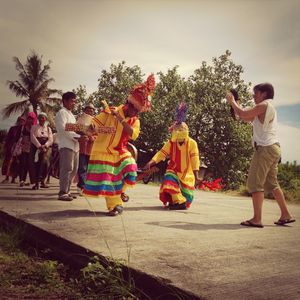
[83,74,155,214]
[152,137,200,208]
[84,105,140,210]
[149,103,200,209]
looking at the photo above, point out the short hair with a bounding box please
[253,83,274,99]
[62,91,76,101]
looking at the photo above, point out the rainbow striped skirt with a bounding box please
[159,171,194,207]
[83,152,137,197]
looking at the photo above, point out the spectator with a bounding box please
[1,116,25,183]
[30,112,53,189]
[18,112,37,187]
[55,91,80,201]
[76,103,97,194]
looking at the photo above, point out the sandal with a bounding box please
[274,219,295,226]
[121,193,129,202]
[107,205,123,216]
[240,220,264,228]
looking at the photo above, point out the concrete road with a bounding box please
[0,179,299,300]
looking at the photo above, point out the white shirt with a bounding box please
[55,107,80,151]
[252,100,278,146]
[30,124,53,148]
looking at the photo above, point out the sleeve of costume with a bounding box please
[55,110,80,141]
[130,118,140,141]
[45,127,53,147]
[190,140,200,170]
[30,125,41,148]
[152,141,171,164]
[92,112,106,127]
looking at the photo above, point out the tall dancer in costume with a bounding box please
[144,102,202,210]
[84,74,155,216]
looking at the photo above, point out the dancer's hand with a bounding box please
[142,161,152,171]
[195,177,203,188]
[111,107,123,123]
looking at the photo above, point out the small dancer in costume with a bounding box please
[143,102,202,210]
[83,74,155,216]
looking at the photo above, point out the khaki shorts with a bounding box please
[247,143,281,194]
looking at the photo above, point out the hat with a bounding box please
[128,74,155,112]
[38,112,48,118]
[84,103,95,110]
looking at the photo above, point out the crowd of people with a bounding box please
[0,79,295,226]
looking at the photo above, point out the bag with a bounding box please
[12,137,23,157]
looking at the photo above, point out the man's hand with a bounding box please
[78,135,89,143]
[89,135,97,142]
[226,92,234,103]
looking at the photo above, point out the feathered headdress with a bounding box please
[169,102,188,132]
[129,74,155,112]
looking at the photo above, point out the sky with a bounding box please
[0,0,299,162]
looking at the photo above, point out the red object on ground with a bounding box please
[197,178,224,191]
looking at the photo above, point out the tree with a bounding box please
[95,54,254,189]
[189,51,253,188]
[97,61,143,108]
[72,85,98,116]
[3,51,61,123]
[136,66,192,152]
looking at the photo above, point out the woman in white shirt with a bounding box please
[30,112,53,189]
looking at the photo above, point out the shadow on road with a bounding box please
[20,209,107,220]
[0,195,57,201]
[146,221,251,231]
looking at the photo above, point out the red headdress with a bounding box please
[27,111,38,125]
[128,74,155,112]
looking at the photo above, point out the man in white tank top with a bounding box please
[226,83,295,228]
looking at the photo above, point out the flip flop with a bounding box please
[274,219,296,226]
[121,193,129,202]
[240,220,264,228]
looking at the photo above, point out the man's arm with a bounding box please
[55,110,80,141]
[226,93,267,122]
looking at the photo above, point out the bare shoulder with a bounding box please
[254,101,268,114]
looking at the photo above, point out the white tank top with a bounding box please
[252,100,278,146]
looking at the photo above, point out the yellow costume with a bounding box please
[83,105,140,211]
[152,136,200,208]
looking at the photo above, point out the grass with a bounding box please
[0,225,142,299]
[225,184,300,204]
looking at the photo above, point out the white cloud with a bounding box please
[277,123,300,163]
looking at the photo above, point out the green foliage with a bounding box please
[278,162,300,202]
[188,51,253,189]
[94,53,253,189]
[137,66,192,151]
[3,51,61,126]
[97,61,143,107]
[72,84,98,116]
[80,256,139,299]
[0,227,142,299]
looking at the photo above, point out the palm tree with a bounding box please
[3,51,61,124]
